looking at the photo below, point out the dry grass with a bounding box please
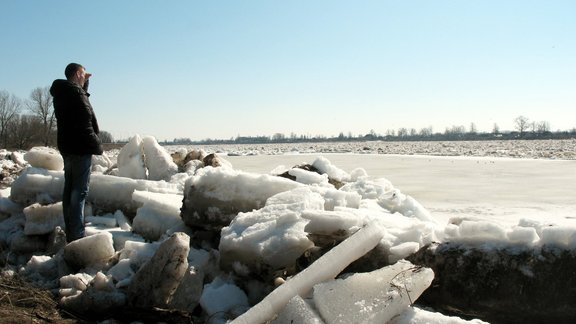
[0,274,77,324]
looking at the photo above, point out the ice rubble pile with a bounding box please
[0,135,520,323]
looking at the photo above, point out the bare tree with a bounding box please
[536,121,550,134]
[397,128,408,137]
[492,123,500,135]
[27,87,55,146]
[7,114,42,149]
[99,130,114,143]
[514,116,530,137]
[419,126,433,137]
[469,122,477,135]
[0,90,22,148]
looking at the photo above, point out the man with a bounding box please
[50,63,103,242]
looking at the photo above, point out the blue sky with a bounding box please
[1,1,574,141]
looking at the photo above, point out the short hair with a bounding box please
[65,63,83,80]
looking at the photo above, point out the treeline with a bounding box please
[3,87,574,149]
[165,117,576,146]
[0,89,113,150]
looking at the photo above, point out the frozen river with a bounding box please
[226,153,576,226]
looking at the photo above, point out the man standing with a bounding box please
[50,63,103,242]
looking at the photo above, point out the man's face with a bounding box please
[76,67,92,86]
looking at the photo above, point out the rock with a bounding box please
[127,232,190,308]
[183,148,206,165]
[408,242,576,323]
[168,266,205,313]
[277,163,345,189]
[202,153,231,168]
[46,226,67,255]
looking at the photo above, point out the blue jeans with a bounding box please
[62,154,92,242]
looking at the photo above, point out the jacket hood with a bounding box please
[50,79,81,97]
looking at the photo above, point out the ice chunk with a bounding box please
[119,240,160,269]
[539,225,576,247]
[141,135,178,181]
[182,166,303,228]
[63,232,115,270]
[270,295,324,324]
[117,134,146,179]
[311,156,350,182]
[507,226,540,245]
[313,260,434,324]
[378,189,437,224]
[24,146,63,171]
[455,220,508,242]
[288,168,330,186]
[200,276,249,320]
[114,210,131,231]
[219,187,323,271]
[131,191,184,240]
[390,306,489,324]
[231,222,384,324]
[388,242,421,263]
[60,273,94,293]
[23,202,64,235]
[310,186,361,210]
[92,153,112,173]
[107,258,135,286]
[85,214,117,228]
[10,167,64,205]
[340,177,394,200]
[302,209,365,235]
[88,173,181,213]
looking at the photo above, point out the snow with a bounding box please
[0,137,574,323]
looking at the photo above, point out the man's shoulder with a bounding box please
[50,79,84,97]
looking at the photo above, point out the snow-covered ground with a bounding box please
[224,153,576,227]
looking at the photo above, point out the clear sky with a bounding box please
[1,1,575,142]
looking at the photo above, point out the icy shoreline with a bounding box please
[0,138,574,323]
[163,139,576,160]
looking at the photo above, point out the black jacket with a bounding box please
[50,79,103,155]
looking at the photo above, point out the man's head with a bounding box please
[65,63,92,86]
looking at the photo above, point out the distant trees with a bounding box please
[3,85,575,148]
[1,88,112,150]
[492,123,500,135]
[99,131,114,144]
[0,90,22,148]
[8,114,42,149]
[28,87,55,146]
[514,116,530,137]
